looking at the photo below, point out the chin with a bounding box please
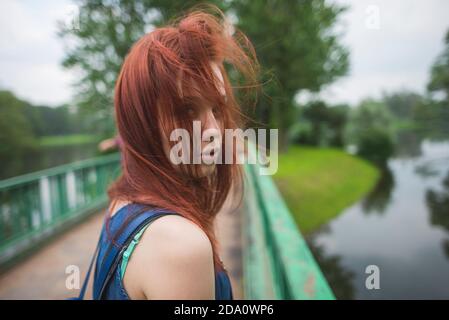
[197,163,216,178]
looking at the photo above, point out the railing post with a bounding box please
[39,176,52,225]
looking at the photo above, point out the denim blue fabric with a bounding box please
[93,203,233,300]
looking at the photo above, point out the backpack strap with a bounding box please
[92,207,180,299]
[75,216,107,300]
[76,237,101,300]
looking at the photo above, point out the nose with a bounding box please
[202,109,222,145]
[204,109,221,136]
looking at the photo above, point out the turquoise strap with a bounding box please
[120,224,151,279]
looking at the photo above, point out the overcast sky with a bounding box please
[0,0,448,106]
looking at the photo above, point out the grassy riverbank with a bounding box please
[274,146,379,234]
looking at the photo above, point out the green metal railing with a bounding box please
[0,150,334,299]
[242,159,335,299]
[0,153,121,267]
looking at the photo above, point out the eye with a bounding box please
[212,106,221,118]
[185,106,198,118]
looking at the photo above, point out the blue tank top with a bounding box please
[93,203,233,300]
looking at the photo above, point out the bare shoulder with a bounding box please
[143,215,212,254]
[123,214,215,300]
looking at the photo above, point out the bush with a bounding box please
[356,127,395,166]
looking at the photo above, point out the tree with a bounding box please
[428,29,449,103]
[425,28,449,139]
[59,0,349,147]
[293,100,348,147]
[0,90,37,159]
[58,0,226,136]
[382,90,423,120]
[232,0,349,149]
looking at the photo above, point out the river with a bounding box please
[307,138,449,299]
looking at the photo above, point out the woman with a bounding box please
[91,6,259,300]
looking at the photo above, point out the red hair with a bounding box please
[107,5,259,271]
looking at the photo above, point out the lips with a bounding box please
[201,146,220,163]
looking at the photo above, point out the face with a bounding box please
[163,61,227,178]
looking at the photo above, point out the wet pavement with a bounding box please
[0,202,243,300]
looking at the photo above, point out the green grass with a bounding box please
[273,146,379,234]
[39,134,99,147]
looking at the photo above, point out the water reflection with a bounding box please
[306,226,356,299]
[394,129,424,158]
[361,167,394,215]
[426,170,449,259]
[415,163,441,179]
[308,139,449,299]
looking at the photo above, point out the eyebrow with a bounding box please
[184,93,227,106]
